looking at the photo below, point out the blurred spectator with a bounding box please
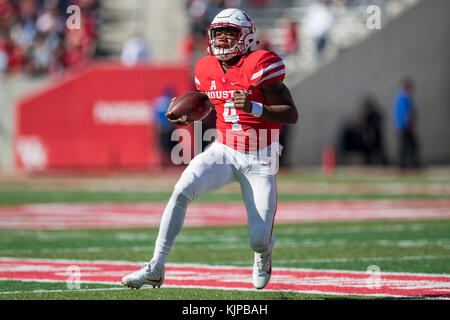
[224,0,241,8]
[0,0,100,76]
[0,46,7,75]
[121,35,151,67]
[361,95,388,165]
[303,0,334,58]
[0,33,13,75]
[153,85,177,167]
[392,77,420,168]
[205,0,225,21]
[188,0,210,38]
[178,31,195,65]
[254,31,272,51]
[31,33,54,73]
[183,0,226,66]
[279,18,299,57]
[247,0,274,8]
[339,115,367,163]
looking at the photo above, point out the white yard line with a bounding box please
[1,258,449,298]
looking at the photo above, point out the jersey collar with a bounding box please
[217,53,247,73]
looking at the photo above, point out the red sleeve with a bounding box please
[194,56,210,92]
[194,75,201,91]
[194,65,202,91]
[250,51,285,89]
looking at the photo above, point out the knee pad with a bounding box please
[171,187,191,207]
[174,173,197,202]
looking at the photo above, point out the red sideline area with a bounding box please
[0,200,449,229]
[0,258,449,297]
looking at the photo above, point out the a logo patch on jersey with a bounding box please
[210,80,217,90]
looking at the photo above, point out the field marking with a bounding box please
[0,285,127,295]
[0,258,449,298]
[1,285,448,300]
[276,255,450,264]
[1,199,450,229]
[1,238,448,255]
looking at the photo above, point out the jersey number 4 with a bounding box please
[223,100,242,131]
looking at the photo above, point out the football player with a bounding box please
[122,8,298,290]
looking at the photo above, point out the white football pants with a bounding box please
[153,141,281,264]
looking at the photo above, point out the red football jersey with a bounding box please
[194,50,285,151]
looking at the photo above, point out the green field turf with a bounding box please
[1,189,449,206]
[0,169,449,300]
[1,219,449,300]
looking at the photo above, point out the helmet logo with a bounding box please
[242,12,251,22]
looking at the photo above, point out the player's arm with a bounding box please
[234,81,298,124]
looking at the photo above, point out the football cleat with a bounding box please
[121,260,165,289]
[252,237,275,290]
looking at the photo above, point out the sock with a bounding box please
[152,189,190,265]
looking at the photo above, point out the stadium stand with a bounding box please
[2,0,449,171]
[0,0,100,76]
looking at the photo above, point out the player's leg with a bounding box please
[236,144,280,289]
[240,172,277,253]
[152,143,236,266]
[239,171,277,290]
[249,173,277,290]
[122,143,235,289]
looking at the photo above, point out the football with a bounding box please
[167,91,213,122]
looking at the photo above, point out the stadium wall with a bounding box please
[286,0,450,166]
[0,77,47,172]
[14,63,193,172]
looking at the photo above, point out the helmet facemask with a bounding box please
[207,23,255,61]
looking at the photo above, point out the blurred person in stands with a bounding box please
[7,40,26,74]
[0,49,7,75]
[61,1,98,70]
[392,77,420,168]
[153,85,177,167]
[248,0,274,8]
[0,33,10,75]
[30,33,53,74]
[178,31,195,65]
[303,0,334,59]
[361,95,388,166]
[224,0,241,8]
[0,0,100,76]
[279,18,299,57]
[10,0,37,52]
[186,0,210,60]
[7,0,37,74]
[187,0,209,38]
[121,34,151,67]
[254,31,272,51]
[340,115,366,163]
[34,0,65,74]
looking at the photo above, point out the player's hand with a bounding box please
[165,97,192,126]
[233,90,252,113]
[165,112,193,126]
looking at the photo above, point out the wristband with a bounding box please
[251,101,263,117]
